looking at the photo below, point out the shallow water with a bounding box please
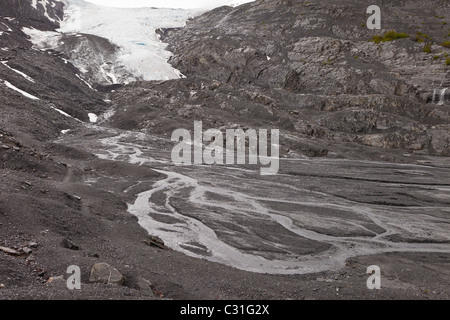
[78,129,450,275]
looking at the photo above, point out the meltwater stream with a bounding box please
[89,130,450,275]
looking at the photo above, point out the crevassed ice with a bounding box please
[59,0,201,83]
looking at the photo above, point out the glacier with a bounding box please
[23,0,254,85]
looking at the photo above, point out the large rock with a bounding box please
[89,263,124,285]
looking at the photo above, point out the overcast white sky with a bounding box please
[85,0,253,9]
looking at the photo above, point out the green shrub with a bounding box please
[446,58,450,66]
[383,30,409,41]
[423,43,432,53]
[413,31,432,43]
[442,41,450,48]
[371,30,409,43]
[371,35,383,44]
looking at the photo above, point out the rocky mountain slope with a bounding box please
[0,0,63,29]
[107,0,450,161]
[0,0,449,300]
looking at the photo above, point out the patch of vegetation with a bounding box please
[323,58,333,66]
[446,58,450,66]
[423,43,432,53]
[371,30,409,44]
[442,41,450,48]
[434,55,440,60]
[412,31,432,43]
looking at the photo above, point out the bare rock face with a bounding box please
[442,72,450,88]
[165,0,450,96]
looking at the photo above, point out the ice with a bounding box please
[58,0,201,83]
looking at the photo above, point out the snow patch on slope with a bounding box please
[1,79,39,100]
[1,61,35,83]
[22,27,61,49]
[88,113,98,123]
[30,0,63,23]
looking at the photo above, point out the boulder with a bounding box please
[89,263,124,285]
